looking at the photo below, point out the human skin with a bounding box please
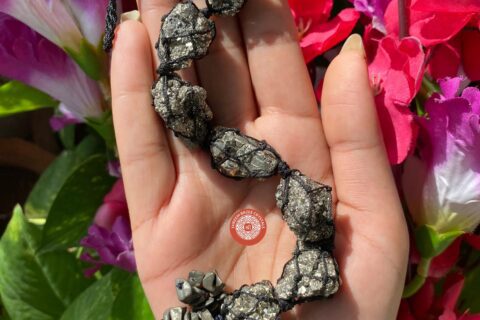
[110,0,409,319]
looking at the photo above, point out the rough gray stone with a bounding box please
[206,0,246,16]
[209,127,280,179]
[275,170,334,242]
[275,245,340,303]
[152,75,212,146]
[158,1,215,71]
[221,281,280,320]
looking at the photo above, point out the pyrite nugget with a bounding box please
[173,271,226,316]
[163,306,188,320]
[206,0,247,16]
[152,75,213,146]
[157,1,216,72]
[276,170,334,243]
[209,127,280,179]
[221,281,281,320]
[275,242,340,303]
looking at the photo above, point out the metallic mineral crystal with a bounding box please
[206,0,246,16]
[275,170,334,242]
[163,306,188,320]
[158,1,215,71]
[275,244,340,302]
[209,127,280,179]
[221,281,281,320]
[152,75,213,146]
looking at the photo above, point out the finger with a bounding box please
[195,16,257,128]
[138,0,197,83]
[238,0,319,118]
[111,20,175,230]
[321,34,401,216]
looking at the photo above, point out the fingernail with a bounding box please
[121,10,141,23]
[340,34,365,57]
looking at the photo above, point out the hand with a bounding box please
[111,1,409,319]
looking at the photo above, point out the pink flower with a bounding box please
[94,179,128,230]
[384,0,480,81]
[0,14,104,120]
[0,0,110,49]
[403,77,480,233]
[288,0,360,63]
[366,31,425,164]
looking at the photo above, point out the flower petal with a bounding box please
[0,0,83,51]
[0,14,103,120]
[384,0,473,46]
[412,0,480,13]
[428,38,462,80]
[66,0,108,46]
[353,0,391,33]
[375,92,418,164]
[462,30,480,82]
[301,8,360,63]
[288,0,333,26]
[368,35,424,163]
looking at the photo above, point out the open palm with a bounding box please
[111,1,409,319]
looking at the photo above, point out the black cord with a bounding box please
[103,0,118,52]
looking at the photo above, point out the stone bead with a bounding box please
[206,0,246,16]
[163,306,189,320]
[209,127,280,179]
[275,170,334,243]
[152,75,212,146]
[221,281,281,320]
[275,244,340,303]
[157,1,215,71]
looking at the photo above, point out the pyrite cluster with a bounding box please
[153,1,340,319]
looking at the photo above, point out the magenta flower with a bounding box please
[0,14,103,120]
[80,179,135,276]
[0,0,84,52]
[288,0,360,63]
[367,33,425,164]
[403,77,480,233]
[49,103,82,131]
[353,0,391,33]
[80,216,136,276]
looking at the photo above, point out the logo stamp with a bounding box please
[230,209,267,246]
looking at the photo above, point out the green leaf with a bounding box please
[0,81,57,117]
[39,154,116,253]
[111,274,154,320]
[86,112,116,149]
[0,206,93,320]
[60,270,130,320]
[415,225,464,259]
[25,135,104,220]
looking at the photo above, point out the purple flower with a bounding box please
[0,14,104,120]
[80,216,136,276]
[80,179,134,276]
[353,0,391,33]
[403,77,480,232]
[49,103,82,131]
[0,0,84,52]
[107,160,122,178]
